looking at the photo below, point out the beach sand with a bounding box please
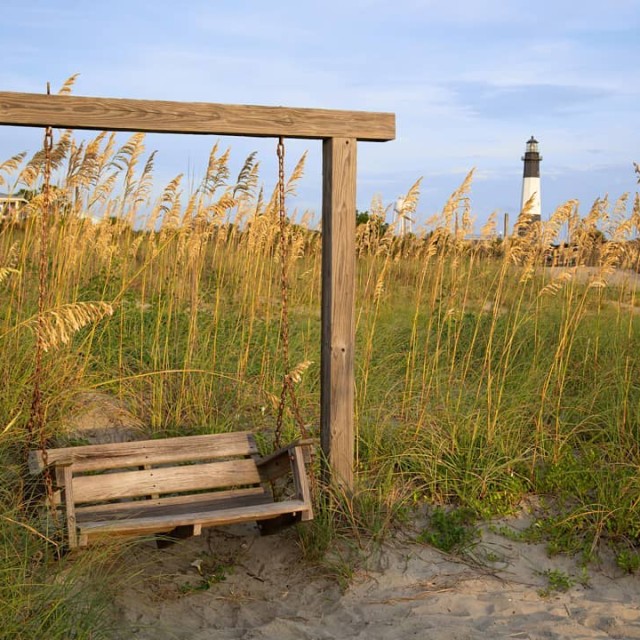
[115,513,640,640]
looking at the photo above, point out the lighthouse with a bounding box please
[520,136,542,223]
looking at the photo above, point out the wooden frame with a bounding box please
[0,92,394,140]
[1,91,396,489]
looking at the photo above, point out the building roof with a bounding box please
[0,192,28,202]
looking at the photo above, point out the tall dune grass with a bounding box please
[1,126,640,630]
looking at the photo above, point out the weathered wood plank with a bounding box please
[291,446,313,522]
[79,499,309,538]
[256,439,314,482]
[257,451,291,484]
[141,464,160,500]
[256,438,315,467]
[0,92,396,141]
[62,465,78,549]
[29,432,258,473]
[72,459,261,503]
[75,488,271,523]
[321,137,357,490]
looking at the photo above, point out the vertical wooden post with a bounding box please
[321,137,357,490]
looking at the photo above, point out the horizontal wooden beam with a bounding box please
[0,92,395,141]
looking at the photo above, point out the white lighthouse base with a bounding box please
[521,177,541,220]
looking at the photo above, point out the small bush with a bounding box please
[417,507,478,554]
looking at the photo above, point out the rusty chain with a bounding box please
[274,137,307,448]
[26,83,55,514]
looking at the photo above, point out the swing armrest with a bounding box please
[257,438,315,483]
[27,453,73,509]
[27,452,79,547]
[28,450,73,475]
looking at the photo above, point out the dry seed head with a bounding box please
[519,262,535,284]
[19,130,72,187]
[299,210,313,228]
[110,133,145,172]
[3,242,20,269]
[374,269,387,302]
[182,192,199,224]
[233,151,259,201]
[442,169,474,231]
[480,212,497,239]
[57,73,79,95]
[0,152,27,187]
[66,139,84,187]
[201,145,230,197]
[584,196,607,228]
[130,151,156,207]
[211,191,236,219]
[542,200,577,245]
[158,175,184,230]
[0,267,20,286]
[89,171,119,211]
[289,360,313,385]
[401,178,423,217]
[129,235,144,259]
[30,302,114,352]
[370,194,387,220]
[94,222,116,262]
[539,271,573,297]
[290,233,305,263]
[285,152,307,196]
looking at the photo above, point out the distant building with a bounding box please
[517,136,542,236]
[394,196,413,236]
[0,192,29,222]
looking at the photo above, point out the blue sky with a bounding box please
[1,0,638,231]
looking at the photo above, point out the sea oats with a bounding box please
[29,302,114,351]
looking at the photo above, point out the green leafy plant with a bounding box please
[537,568,575,597]
[616,549,640,574]
[181,560,231,593]
[417,507,479,554]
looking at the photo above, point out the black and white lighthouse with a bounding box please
[520,136,542,223]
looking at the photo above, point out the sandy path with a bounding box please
[115,519,640,640]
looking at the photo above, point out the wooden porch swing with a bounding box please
[0,89,395,547]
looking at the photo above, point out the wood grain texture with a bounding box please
[79,499,309,538]
[62,465,78,549]
[257,451,292,483]
[29,432,258,473]
[256,439,314,482]
[291,446,314,521]
[72,459,261,503]
[75,488,271,523]
[75,486,267,518]
[0,92,396,141]
[321,137,357,490]
[255,438,315,467]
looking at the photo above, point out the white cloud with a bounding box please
[0,0,637,227]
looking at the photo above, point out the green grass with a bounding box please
[1,129,639,635]
[0,458,126,639]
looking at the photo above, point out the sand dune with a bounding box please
[115,515,640,640]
